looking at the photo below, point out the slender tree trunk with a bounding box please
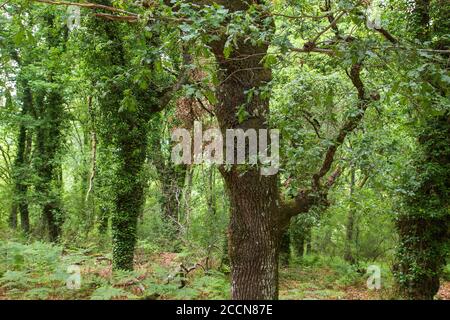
[279,229,291,266]
[206,166,216,216]
[159,164,186,222]
[292,231,305,258]
[9,205,17,230]
[11,85,33,234]
[344,165,356,264]
[305,228,312,255]
[182,165,193,226]
[84,96,97,234]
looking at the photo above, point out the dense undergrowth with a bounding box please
[0,239,427,300]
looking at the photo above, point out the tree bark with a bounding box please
[35,87,65,242]
[204,0,350,299]
[344,165,356,264]
[11,85,32,234]
[112,123,148,270]
[279,229,291,266]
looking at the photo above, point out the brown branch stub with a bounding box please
[374,27,398,44]
[279,190,315,221]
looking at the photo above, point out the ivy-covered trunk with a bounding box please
[11,85,32,234]
[35,90,65,242]
[394,0,450,299]
[394,114,450,299]
[87,9,153,270]
[112,117,149,271]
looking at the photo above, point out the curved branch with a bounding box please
[281,62,376,221]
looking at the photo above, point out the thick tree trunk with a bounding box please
[193,0,347,299]
[393,1,450,300]
[43,200,63,242]
[208,21,285,298]
[223,170,282,300]
[111,129,148,271]
[395,216,448,300]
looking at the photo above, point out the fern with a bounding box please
[90,285,133,300]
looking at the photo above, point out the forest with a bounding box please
[0,0,449,301]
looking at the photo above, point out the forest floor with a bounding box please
[1,242,449,300]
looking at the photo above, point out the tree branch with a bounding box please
[94,12,138,22]
[33,0,138,16]
[155,53,193,112]
[280,62,377,221]
[289,46,335,55]
[374,27,398,44]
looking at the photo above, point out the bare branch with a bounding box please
[374,27,398,44]
[311,10,346,44]
[94,12,138,22]
[0,0,11,10]
[270,11,333,20]
[289,46,335,55]
[33,0,138,16]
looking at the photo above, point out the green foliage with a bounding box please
[0,0,449,301]
[90,286,134,300]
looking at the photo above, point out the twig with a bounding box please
[289,46,335,55]
[0,0,11,10]
[94,13,138,22]
[311,10,346,44]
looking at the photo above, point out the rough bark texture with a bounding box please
[205,1,283,299]
[203,0,362,299]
